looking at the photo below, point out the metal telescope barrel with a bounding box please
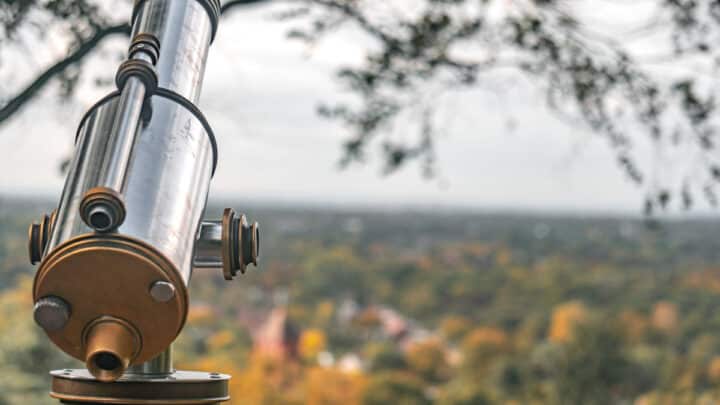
[26,0,258,402]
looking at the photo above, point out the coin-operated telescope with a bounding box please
[26,1,259,403]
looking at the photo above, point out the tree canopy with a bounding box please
[1,0,719,212]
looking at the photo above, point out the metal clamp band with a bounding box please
[154,87,219,175]
[132,0,222,42]
[74,90,218,176]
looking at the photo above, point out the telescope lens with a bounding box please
[89,210,112,231]
[94,352,121,371]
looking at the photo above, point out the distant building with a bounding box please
[251,307,300,360]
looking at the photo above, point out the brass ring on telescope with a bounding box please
[28,212,54,265]
[221,208,235,280]
[79,187,127,232]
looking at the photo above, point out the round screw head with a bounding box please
[34,296,71,331]
[149,281,176,303]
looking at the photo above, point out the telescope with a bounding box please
[26,0,259,403]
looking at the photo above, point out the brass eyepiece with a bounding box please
[79,187,126,233]
[28,212,54,265]
[221,208,260,280]
[84,317,140,382]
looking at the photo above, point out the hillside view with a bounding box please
[2,196,720,404]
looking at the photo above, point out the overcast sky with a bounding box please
[0,2,696,215]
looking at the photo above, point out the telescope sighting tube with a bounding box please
[27,0,259,394]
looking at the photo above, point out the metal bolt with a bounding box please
[149,281,176,303]
[34,296,71,331]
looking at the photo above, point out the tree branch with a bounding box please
[0,23,131,125]
[221,0,272,14]
[0,0,272,127]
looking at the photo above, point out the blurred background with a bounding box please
[2,0,720,404]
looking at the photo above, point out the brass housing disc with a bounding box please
[51,369,230,404]
[34,235,188,364]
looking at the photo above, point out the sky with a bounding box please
[0,1,683,214]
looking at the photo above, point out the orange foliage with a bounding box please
[495,247,512,267]
[463,326,510,350]
[405,339,449,382]
[651,301,679,334]
[708,357,720,383]
[618,310,649,343]
[683,269,720,293]
[548,300,588,343]
[187,304,215,325]
[353,308,381,329]
[415,256,434,272]
[208,330,235,351]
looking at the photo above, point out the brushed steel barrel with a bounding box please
[47,0,218,283]
[132,0,214,103]
[48,94,214,284]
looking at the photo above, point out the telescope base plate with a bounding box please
[50,369,230,404]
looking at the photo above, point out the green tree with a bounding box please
[362,372,430,405]
[0,277,77,404]
[553,321,643,405]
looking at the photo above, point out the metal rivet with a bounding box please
[34,296,71,331]
[149,281,176,303]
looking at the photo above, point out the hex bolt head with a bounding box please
[149,281,176,303]
[34,296,71,331]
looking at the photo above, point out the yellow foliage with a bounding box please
[229,353,304,405]
[187,304,215,325]
[0,275,34,334]
[548,300,587,343]
[305,367,367,405]
[299,329,327,361]
[651,301,679,334]
[208,330,235,351]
